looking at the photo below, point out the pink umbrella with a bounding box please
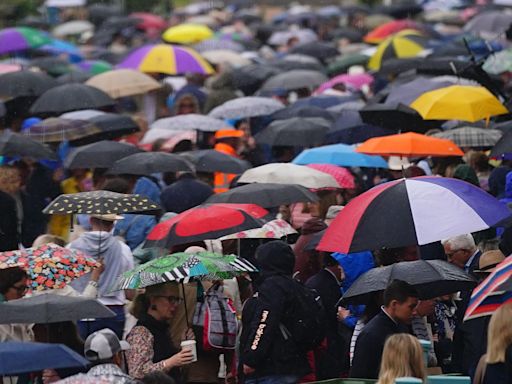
[0,63,21,74]
[315,73,374,94]
[306,164,355,189]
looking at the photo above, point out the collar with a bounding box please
[465,249,479,270]
[381,306,397,325]
[324,268,341,285]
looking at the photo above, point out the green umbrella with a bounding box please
[327,53,369,76]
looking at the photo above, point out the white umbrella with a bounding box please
[141,128,185,144]
[209,97,284,119]
[238,163,340,189]
[61,109,105,120]
[53,20,94,37]
[202,50,251,67]
[151,114,227,132]
[45,0,86,6]
[86,69,161,98]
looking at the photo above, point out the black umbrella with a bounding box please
[341,259,477,305]
[359,103,437,133]
[0,71,57,100]
[289,42,340,62]
[260,70,328,92]
[328,110,395,144]
[30,57,74,77]
[57,71,92,84]
[255,117,331,146]
[490,129,512,158]
[22,117,102,144]
[108,152,194,175]
[79,113,140,145]
[270,105,337,121]
[0,131,56,160]
[30,84,115,116]
[64,140,142,169]
[0,294,115,324]
[231,64,282,95]
[205,183,319,207]
[269,57,325,73]
[376,3,424,18]
[180,149,251,173]
[43,190,161,215]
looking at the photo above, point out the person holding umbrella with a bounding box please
[0,267,31,342]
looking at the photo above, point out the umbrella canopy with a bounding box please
[270,105,337,122]
[30,84,115,115]
[130,12,167,34]
[86,69,161,98]
[464,10,512,37]
[78,113,140,145]
[318,176,511,254]
[306,164,355,189]
[64,140,142,169]
[260,70,328,92]
[57,71,92,84]
[0,27,51,55]
[206,183,318,207]
[151,114,226,132]
[0,243,99,293]
[268,29,318,46]
[0,131,56,160]
[231,64,282,95]
[180,149,251,173]
[254,117,331,147]
[356,132,464,157]
[490,129,512,158]
[115,251,257,290]
[117,44,214,75]
[359,103,434,133]
[410,85,508,122]
[293,94,359,109]
[61,109,105,120]
[293,143,388,168]
[433,127,502,148]
[327,53,369,77]
[194,38,245,53]
[328,110,395,144]
[0,294,115,324]
[76,60,113,75]
[53,20,94,37]
[342,260,476,304]
[108,152,194,175]
[315,73,374,94]
[202,50,251,67]
[368,30,428,71]
[238,163,340,189]
[30,57,73,77]
[385,77,454,106]
[465,256,512,321]
[144,204,269,249]
[0,342,89,376]
[483,49,512,75]
[23,117,102,144]
[364,19,425,43]
[219,219,297,240]
[209,97,284,119]
[43,190,160,215]
[0,71,57,100]
[162,23,214,44]
[289,41,339,62]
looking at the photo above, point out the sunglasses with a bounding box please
[155,295,184,305]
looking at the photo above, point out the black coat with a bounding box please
[350,310,408,379]
[0,190,19,251]
[160,174,213,214]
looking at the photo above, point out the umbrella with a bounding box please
[108,152,194,175]
[368,30,429,70]
[30,57,73,77]
[144,204,268,249]
[0,243,99,293]
[219,219,297,240]
[151,114,226,132]
[410,85,508,122]
[464,10,512,37]
[0,71,57,100]
[64,140,142,169]
[53,20,94,37]
[327,54,369,77]
[238,163,340,189]
[328,110,395,144]
[289,42,339,62]
[359,103,435,133]
[77,113,140,145]
[76,60,113,75]
[194,38,245,53]
[318,176,511,254]
[0,64,21,74]
[433,127,502,148]
[341,260,477,304]
[0,131,56,160]
[30,84,115,116]
[231,64,282,95]
[483,49,512,75]
[202,50,251,67]
[306,164,355,189]
[268,29,318,46]
[364,19,425,43]
[130,12,167,34]
[357,132,464,157]
[254,117,331,147]
[0,27,51,55]
[315,73,374,94]
[260,70,328,92]
[206,183,318,207]
[385,77,454,106]
[140,127,194,145]
[0,342,89,376]
[209,97,284,119]
[162,24,214,44]
[117,44,214,76]
[293,94,359,109]
[39,38,83,63]
[23,117,102,144]
[490,129,512,158]
[43,190,160,215]
[180,149,251,173]
[115,251,257,290]
[0,294,115,324]
[60,109,105,120]
[270,105,337,122]
[464,256,512,321]
[57,71,92,84]
[293,143,389,168]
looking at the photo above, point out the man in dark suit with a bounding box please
[350,280,419,379]
[306,254,348,379]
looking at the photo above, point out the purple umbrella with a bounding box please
[0,27,51,55]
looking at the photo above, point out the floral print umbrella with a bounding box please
[0,243,100,293]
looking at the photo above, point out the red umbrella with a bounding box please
[306,164,355,189]
[364,20,424,43]
[145,204,269,249]
[130,12,167,36]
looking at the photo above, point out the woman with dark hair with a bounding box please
[0,267,32,342]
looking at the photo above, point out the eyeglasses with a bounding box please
[155,295,184,305]
[10,284,27,294]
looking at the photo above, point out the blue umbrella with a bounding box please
[0,342,89,375]
[292,143,388,168]
[38,39,83,63]
[293,94,359,109]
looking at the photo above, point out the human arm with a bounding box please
[82,260,104,298]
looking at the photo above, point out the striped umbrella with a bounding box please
[0,27,51,55]
[23,117,102,143]
[368,30,428,70]
[117,44,214,75]
[465,256,512,320]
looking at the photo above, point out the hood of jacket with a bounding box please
[74,231,118,257]
[255,240,295,276]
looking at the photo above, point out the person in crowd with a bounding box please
[377,333,427,384]
[204,71,240,113]
[160,172,213,214]
[68,214,134,339]
[126,283,194,382]
[468,151,493,191]
[442,234,482,277]
[213,129,244,194]
[0,267,32,342]
[0,187,19,251]
[140,371,177,384]
[239,241,310,384]
[473,303,512,384]
[433,294,458,373]
[293,216,327,283]
[411,299,438,367]
[488,161,512,198]
[0,165,23,246]
[351,280,419,379]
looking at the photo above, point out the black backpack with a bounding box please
[282,278,326,351]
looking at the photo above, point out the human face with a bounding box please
[390,296,418,324]
[5,277,28,301]
[414,299,435,317]
[444,244,471,269]
[150,294,182,321]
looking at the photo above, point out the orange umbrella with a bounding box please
[356,132,464,157]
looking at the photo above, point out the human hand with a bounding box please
[166,349,194,368]
[91,258,104,282]
[337,306,350,321]
[182,327,194,341]
[42,369,60,384]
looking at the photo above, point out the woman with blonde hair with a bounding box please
[378,333,427,384]
[473,303,512,384]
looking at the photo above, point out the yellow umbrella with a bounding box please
[86,69,161,98]
[410,85,508,122]
[367,30,427,70]
[162,23,214,44]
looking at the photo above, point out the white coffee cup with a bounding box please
[180,339,197,362]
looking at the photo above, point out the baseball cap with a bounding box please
[215,129,244,140]
[84,328,130,362]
